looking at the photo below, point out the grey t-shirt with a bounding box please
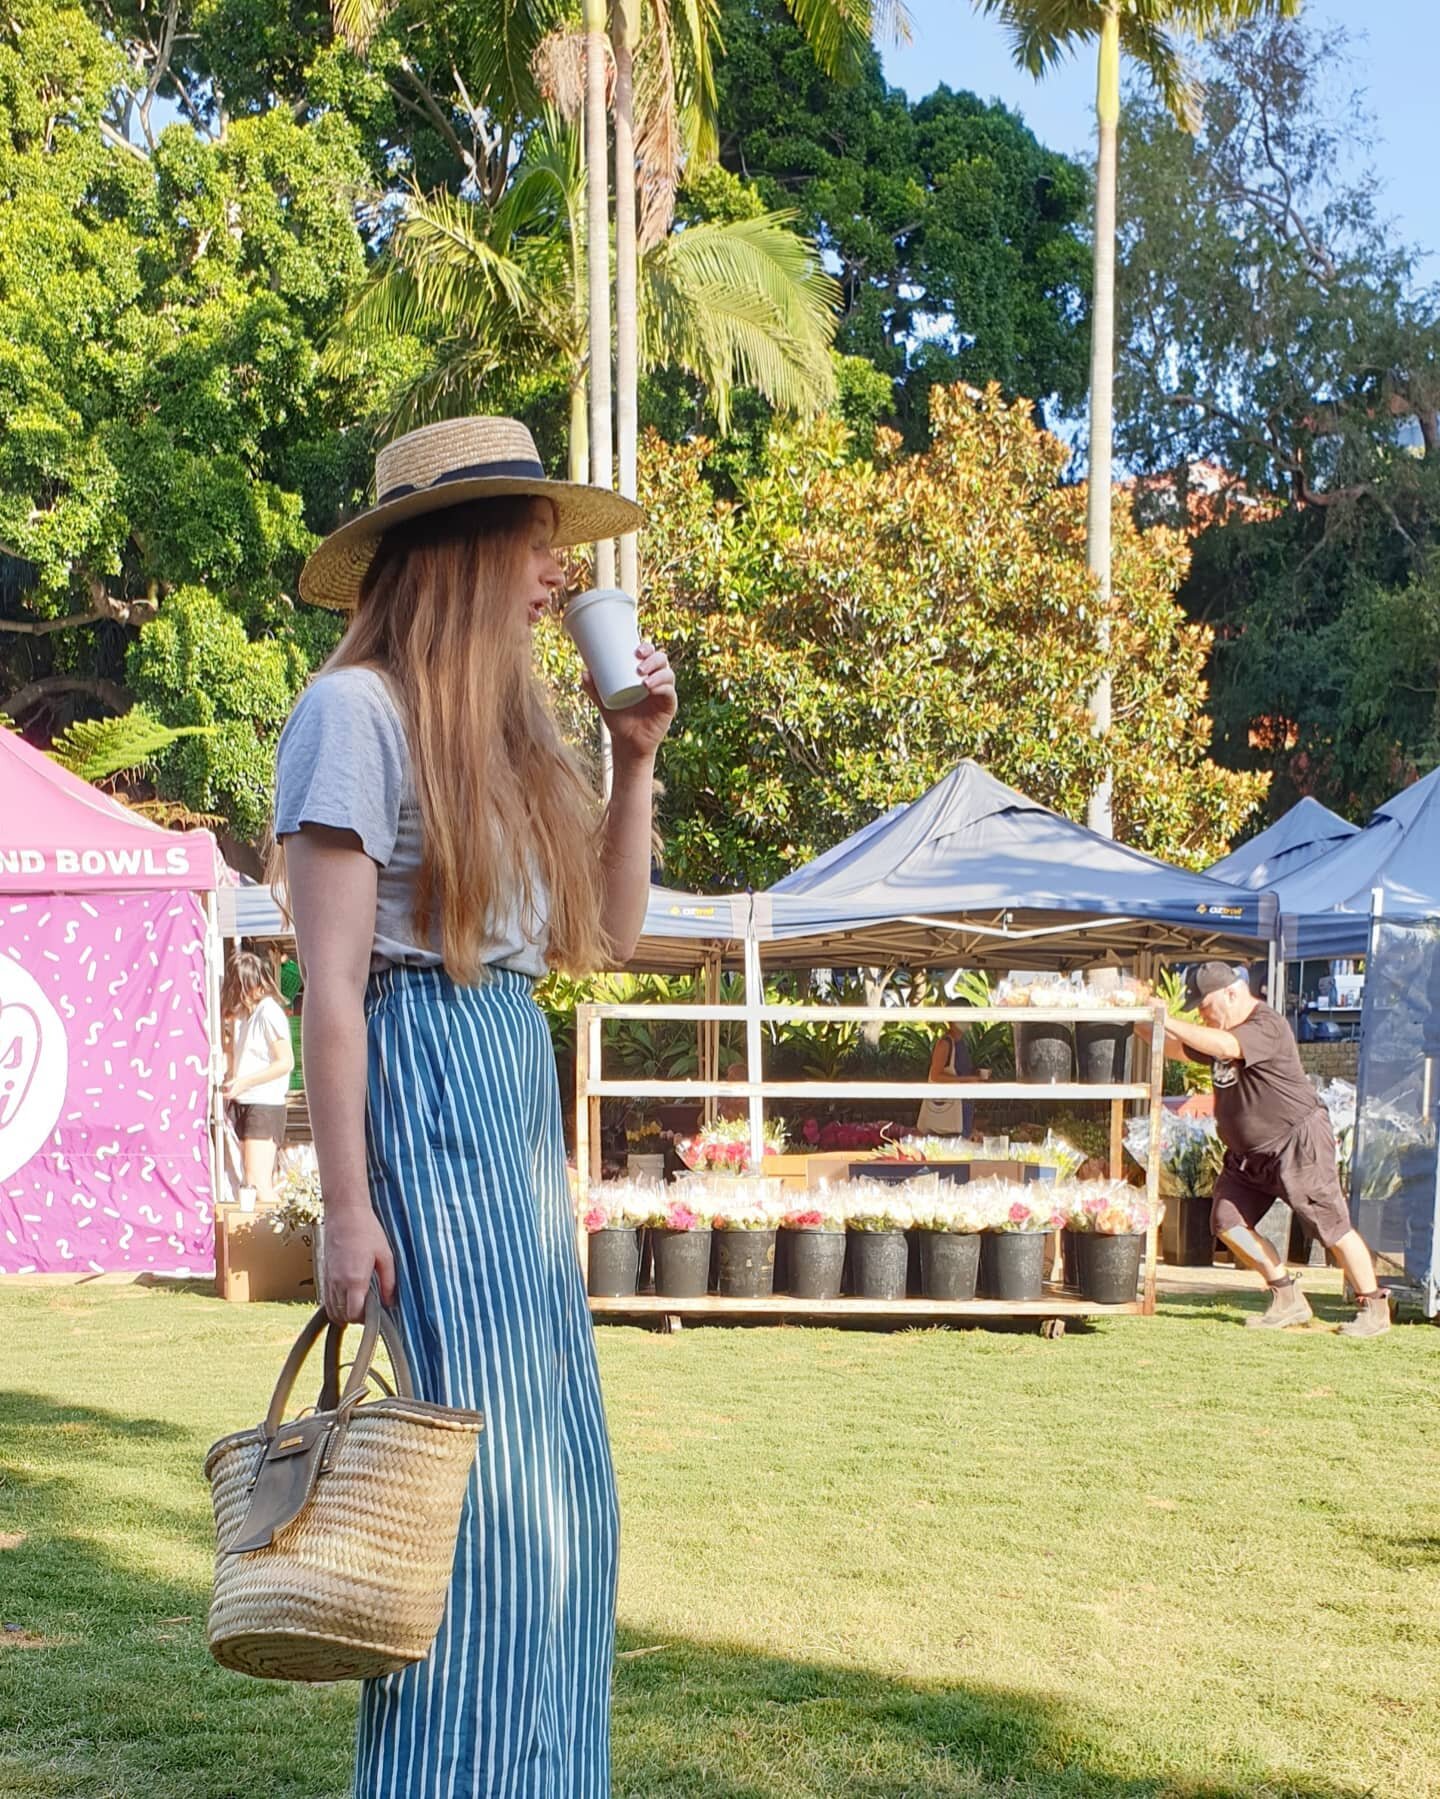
[273,666,549,976]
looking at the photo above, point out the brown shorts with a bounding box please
[232,1102,287,1146]
[1211,1112,1352,1249]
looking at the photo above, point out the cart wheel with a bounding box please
[1040,1318,1066,1339]
[658,1313,684,1335]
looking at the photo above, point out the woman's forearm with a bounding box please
[599,747,658,961]
[300,985,371,1215]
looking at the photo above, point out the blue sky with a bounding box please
[882,0,1439,277]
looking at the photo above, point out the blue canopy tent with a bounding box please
[752,760,1275,970]
[1205,796,1356,892]
[220,874,750,974]
[1271,766,1440,960]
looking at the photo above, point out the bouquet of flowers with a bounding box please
[708,1181,787,1232]
[272,1158,323,1237]
[844,1176,934,1233]
[1124,1112,1225,1198]
[644,1194,708,1233]
[908,1182,990,1233]
[995,977,1148,1009]
[1063,1179,1158,1236]
[781,1187,846,1232]
[798,1118,901,1152]
[581,1182,651,1233]
[892,1134,983,1163]
[969,1178,1066,1233]
[676,1115,787,1175]
[1010,1132,1085,1177]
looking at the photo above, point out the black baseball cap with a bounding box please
[1186,961,1247,1007]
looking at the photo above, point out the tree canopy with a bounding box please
[715,0,1092,443]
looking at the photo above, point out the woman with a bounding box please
[917,1016,988,1139]
[272,415,674,1799]
[220,948,294,1204]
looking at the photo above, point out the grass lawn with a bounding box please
[1,1280,1437,1798]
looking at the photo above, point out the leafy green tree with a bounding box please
[552,383,1266,887]
[0,0,376,829]
[715,0,1092,443]
[1116,20,1440,507]
[1115,21,1440,821]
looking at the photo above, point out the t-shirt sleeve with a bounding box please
[273,671,406,865]
[257,997,289,1050]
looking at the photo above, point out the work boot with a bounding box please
[1245,1277,1313,1329]
[1338,1291,1392,1339]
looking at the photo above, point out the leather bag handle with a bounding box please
[264,1286,414,1438]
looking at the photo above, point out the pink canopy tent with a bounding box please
[0,728,224,1274]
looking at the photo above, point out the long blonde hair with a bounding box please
[277,497,612,980]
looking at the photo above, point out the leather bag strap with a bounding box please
[264,1286,415,1437]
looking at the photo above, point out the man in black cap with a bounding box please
[1138,961,1389,1336]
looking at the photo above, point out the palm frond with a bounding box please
[634,6,685,250]
[330,0,394,53]
[644,215,840,426]
[388,189,533,322]
[48,709,215,784]
[470,0,570,121]
[782,0,877,78]
[971,0,1105,80]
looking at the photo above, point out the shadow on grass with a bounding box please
[0,1393,1380,1799]
[612,1626,1372,1799]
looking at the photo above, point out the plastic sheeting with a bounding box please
[1352,916,1440,1314]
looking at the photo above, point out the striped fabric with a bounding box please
[355,965,618,1797]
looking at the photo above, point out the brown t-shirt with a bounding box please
[1206,1002,1320,1155]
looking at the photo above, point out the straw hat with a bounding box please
[299,416,645,609]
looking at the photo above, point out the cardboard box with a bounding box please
[214,1205,317,1303]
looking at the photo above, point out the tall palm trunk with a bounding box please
[1084,0,1119,837]
[612,0,640,601]
[583,0,615,791]
[569,122,591,485]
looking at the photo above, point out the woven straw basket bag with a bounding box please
[205,1289,483,1682]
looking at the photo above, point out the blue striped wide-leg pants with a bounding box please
[355,965,619,1798]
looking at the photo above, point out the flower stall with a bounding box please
[573,990,1171,1335]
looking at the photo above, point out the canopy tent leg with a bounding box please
[743,930,765,1168]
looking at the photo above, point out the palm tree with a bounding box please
[325,122,839,453]
[610,0,901,596]
[973,0,1298,836]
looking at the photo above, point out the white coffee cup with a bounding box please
[563,587,647,710]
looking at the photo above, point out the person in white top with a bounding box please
[221,949,295,1205]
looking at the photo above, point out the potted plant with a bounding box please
[582,1184,648,1298]
[909,1183,987,1301]
[1065,1182,1157,1304]
[976,1180,1063,1302]
[645,1193,713,1299]
[845,1179,928,1300]
[624,1112,667,1184]
[779,1191,847,1300]
[271,1167,324,1292]
[707,1179,785,1298]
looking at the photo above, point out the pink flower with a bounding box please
[583,1206,608,1233]
[786,1209,823,1230]
[664,1202,700,1232]
[1008,1201,1030,1225]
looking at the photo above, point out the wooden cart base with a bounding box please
[589,1288,1145,1335]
